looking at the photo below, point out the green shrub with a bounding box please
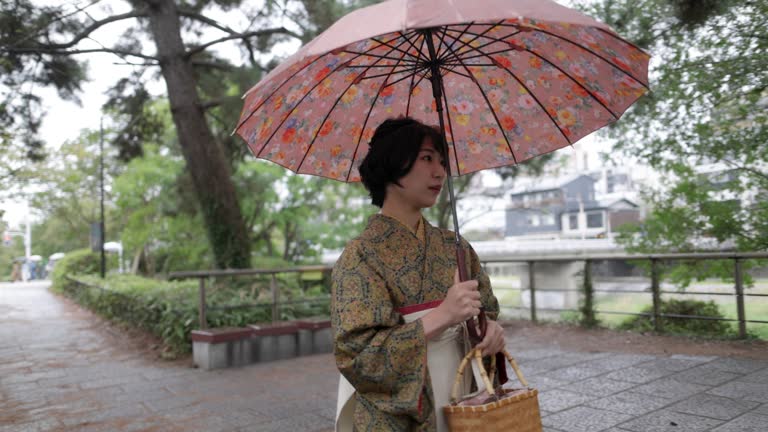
[59,273,330,355]
[619,299,733,337]
[51,249,101,292]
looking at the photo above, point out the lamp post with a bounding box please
[99,118,106,279]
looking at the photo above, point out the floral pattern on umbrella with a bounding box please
[236,16,649,182]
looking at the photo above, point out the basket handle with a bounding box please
[450,348,529,404]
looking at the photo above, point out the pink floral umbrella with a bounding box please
[234,0,649,344]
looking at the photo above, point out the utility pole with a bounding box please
[99,118,106,279]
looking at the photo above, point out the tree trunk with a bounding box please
[144,0,250,268]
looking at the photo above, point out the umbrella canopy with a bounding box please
[234,0,649,182]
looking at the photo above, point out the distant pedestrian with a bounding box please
[11,261,21,282]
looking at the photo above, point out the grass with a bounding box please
[489,275,768,340]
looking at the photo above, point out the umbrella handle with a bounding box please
[455,244,487,343]
[456,244,508,385]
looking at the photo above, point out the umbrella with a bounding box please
[234,0,649,342]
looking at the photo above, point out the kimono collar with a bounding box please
[371,213,427,243]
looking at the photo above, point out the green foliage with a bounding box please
[579,0,768,284]
[619,298,734,337]
[57,272,329,354]
[51,249,101,291]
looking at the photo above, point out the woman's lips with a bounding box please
[428,186,442,194]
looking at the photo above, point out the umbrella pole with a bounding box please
[423,28,468,281]
[424,29,488,343]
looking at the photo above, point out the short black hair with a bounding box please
[359,117,447,208]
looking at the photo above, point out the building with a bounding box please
[505,174,641,238]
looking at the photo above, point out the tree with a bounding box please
[577,0,767,250]
[1,0,385,269]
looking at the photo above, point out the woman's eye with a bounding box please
[423,155,432,161]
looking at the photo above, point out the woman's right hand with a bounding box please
[438,269,481,326]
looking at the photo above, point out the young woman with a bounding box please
[332,117,505,431]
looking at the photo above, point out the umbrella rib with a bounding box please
[382,68,424,88]
[235,53,328,135]
[439,65,473,80]
[437,72,463,176]
[449,29,620,120]
[496,23,649,89]
[355,65,422,80]
[343,41,414,182]
[256,33,408,159]
[341,51,420,65]
[438,21,506,65]
[595,27,650,61]
[405,32,424,117]
[400,30,428,66]
[439,42,520,165]
[406,70,416,116]
[446,34,572,147]
[445,29,523,61]
[298,38,414,175]
[371,36,422,63]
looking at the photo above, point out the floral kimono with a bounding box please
[332,214,499,431]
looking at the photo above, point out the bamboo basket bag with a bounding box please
[443,347,542,432]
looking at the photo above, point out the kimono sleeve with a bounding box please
[463,239,500,321]
[331,240,429,419]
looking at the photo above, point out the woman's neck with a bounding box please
[380,201,421,232]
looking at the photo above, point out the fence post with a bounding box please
[198,278,207,329]
[581,259,597,327]
[528,261,537,323]
[271,273,279,323]
[651,258,662,333]
[734,258,747,339]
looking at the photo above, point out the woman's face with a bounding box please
[387,137,447,209]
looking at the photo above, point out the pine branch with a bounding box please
[7,47,158,61]
[185,27,301,58]
[177,9,239,35]
[21,11,148,51]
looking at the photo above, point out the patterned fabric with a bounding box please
[332,214,499,431]
[236,14,649,182]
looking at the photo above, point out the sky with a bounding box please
[2,0,632,230]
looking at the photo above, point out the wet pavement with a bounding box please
[1,281,767,432]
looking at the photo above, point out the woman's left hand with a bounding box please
[475,320,505,357]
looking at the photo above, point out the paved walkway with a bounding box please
[1,281,767,432]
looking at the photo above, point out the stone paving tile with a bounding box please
[709,412,768,432]
[668,364,744,386]
[708,381,768,403]
[542,406,633,432]
[605,366,676,384]
[59,403,149,428]
[670,354,718,363]
[545,365,613,383]
[513,347,565,361]
[631,379,710,401]
[586,391,674,416]
[668,393,760,420]
[636,357,712,372]
[704,357,768,374]
[585,354,658,372]
[753,403,768,416]
[234,412,332,432]
[525,374,572,392]
[565,376,638,397]
[539,389,598,413]
[617,409,724,432]
[0,417,63,432]
[737,368,768,384]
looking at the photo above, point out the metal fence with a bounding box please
[169,252,768,338]
[480,251,768,339]
[168,266,332,329]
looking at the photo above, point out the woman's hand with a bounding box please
[476,320,505,357]
[422,269,480,340]
[438,269,481,325]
